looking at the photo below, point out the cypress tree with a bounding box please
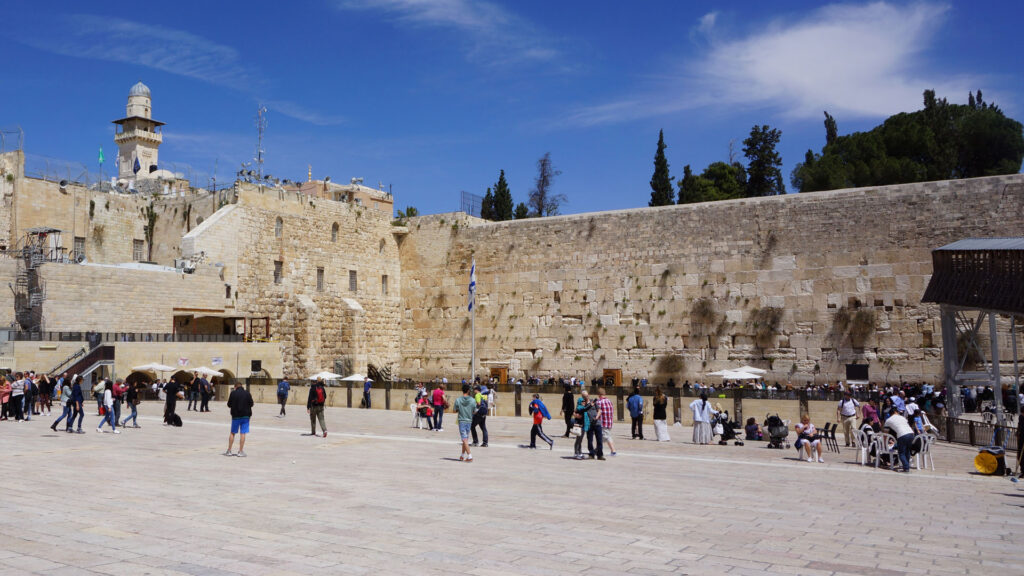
[649,130,674,206]
[492,170,514,221]
[480,187,495,220]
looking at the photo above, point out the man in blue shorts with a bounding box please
[453,384,477,462]
[225,380,254,457]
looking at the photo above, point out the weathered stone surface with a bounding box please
[399,174,1024,384]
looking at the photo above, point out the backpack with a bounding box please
[475,398,488,417]
[315,385,326,404]
[587,403,600,424]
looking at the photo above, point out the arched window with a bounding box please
[275,217,283,238]
[331,222,339,242]
[379,238,386,254]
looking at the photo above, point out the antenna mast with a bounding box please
[255,105,267,181]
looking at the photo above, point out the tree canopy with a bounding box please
[480,187,495,220]
[528,152,566,217]
[649,130,674,206]
[792,90,1024,192]
[743,125,785,196]
[492,170,514,221]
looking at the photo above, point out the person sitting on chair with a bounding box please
[794,414,824,463]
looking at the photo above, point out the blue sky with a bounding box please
[2,0,1021,216]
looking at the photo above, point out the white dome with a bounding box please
[129,82,151,98]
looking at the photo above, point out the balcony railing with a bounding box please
[114,129,162,143]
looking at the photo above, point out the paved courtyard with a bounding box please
[0,401,1020,575]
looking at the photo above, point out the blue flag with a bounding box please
[133,157,141,174]
[468,260,476,312]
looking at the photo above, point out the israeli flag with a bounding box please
[468,260,476,312]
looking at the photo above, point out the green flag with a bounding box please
[98,147,104,164]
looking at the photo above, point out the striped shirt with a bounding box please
[596,397,614,429]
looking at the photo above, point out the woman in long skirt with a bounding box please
[652,387,670,441]
[690,393,715,444]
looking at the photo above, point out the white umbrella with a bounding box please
[309,371,343,380]
[341,373,371,382]
[192,366,224,377]
[131,362,176,373]
[721,370,763,380]
[735,365,768,374]
[709,370,762,380]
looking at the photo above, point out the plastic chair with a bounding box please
[854,429,871,465]
[912,434,935,471]
[873,433,899,469]
[826,422,840,453]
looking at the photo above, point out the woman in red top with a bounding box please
[430,384,447,432]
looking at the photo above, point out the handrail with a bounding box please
[48,346,87,375]
[63,345,116,378]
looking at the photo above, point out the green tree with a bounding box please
[824,111,838,145]
[743,125,785,196]
[649,130,674,206]
[397,206,419,219]
[528,152,565,216]
[514,202,530,219]
[480,187,495,220]
[677,162,746,204]
[492,170,514,221]
[792,89,1024,192]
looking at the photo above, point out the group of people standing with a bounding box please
[1,371,60,422]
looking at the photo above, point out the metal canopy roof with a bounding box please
[935,237,1024,251]
[922,237,1024,315]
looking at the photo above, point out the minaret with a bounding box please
[113,82,164,180]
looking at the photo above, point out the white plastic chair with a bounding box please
[411,403,422,428]
[873,433,899,469]
[912,434,935,471]
[854,429,871,465]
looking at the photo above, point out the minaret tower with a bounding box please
[113,81,164,180]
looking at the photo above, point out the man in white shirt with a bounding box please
[883,411,915,472]
[836,391,860,447]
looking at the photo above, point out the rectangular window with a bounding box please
[317,267,325,292]
[274,260,283,284]
[349,269,357,292]
[132,239,145,261]
[73,236,85,261]
[381,274,388,296]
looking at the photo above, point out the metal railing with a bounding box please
[937,416,1019,452]
[10,331,244,343]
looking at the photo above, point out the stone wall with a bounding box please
[0,150,217,266]
[398,174,1024,385]
[0,258,16,327]
[36,262,228,332]
[10,340,281,380]
[184,186,403,378]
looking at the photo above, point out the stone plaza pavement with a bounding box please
[0,402,1020,576]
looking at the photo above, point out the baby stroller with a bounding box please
[714,413,743,445]
[765,414,790,449]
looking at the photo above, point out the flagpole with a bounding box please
[469,259,476,383]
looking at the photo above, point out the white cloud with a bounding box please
[566,1,978,126]
[696,11,718,37]
[336,0,560,65]
[264,101,346,127]
[20,14,255,88]
[15,14,341,127]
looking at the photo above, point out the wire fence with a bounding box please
[22,153,218,191]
